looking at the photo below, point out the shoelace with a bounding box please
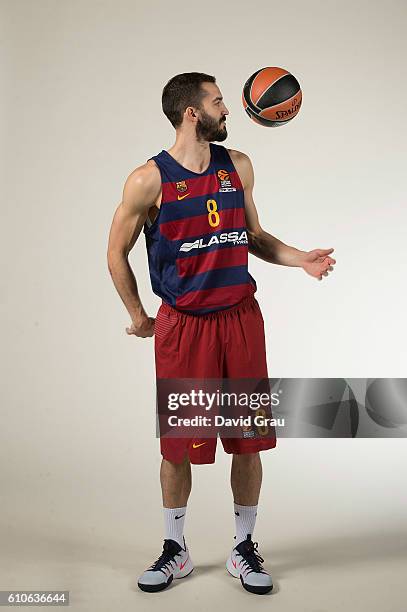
[149,545,181,573]
[237,541,265,573]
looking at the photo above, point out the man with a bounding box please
[107,72,335,595]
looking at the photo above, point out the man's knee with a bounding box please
[162,455,191,470]
[232,451,260,464]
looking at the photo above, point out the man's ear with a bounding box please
[185,106,198,121]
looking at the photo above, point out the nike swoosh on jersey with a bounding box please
[177,193,190,200]
[192,442,206,449]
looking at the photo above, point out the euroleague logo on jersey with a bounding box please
[217,169,236,193]
[179,230,248,253]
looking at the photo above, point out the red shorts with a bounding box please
[154,295,277,464]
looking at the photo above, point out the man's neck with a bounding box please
[167,135,211,174]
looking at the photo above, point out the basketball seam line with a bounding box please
[258,90,301,117]
[254,72,291,107]
[249,69,263,111]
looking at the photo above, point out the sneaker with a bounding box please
[226,535,273,595]
[138,537,193,592]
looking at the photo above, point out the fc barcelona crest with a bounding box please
[176,181,188,193]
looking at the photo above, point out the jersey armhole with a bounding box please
[144,158,163,232]
[224,147,244,191]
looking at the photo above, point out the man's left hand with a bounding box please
[301,248,336,281]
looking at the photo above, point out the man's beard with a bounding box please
[196,109,228,142]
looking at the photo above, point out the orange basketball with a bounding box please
[242,67,302,127]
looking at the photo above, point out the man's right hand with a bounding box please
[126,316,155,338]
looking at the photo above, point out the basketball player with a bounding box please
[107,73,336,595]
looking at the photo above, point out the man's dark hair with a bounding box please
[162,72,216,129]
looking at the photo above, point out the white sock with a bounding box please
[234,502,258,546]
[163,506,187,547]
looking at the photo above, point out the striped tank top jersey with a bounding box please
[143,143,257,315]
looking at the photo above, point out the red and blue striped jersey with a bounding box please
[143,143,257,315]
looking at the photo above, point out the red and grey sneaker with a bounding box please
[138,537,193,593]
[226,535,273,595]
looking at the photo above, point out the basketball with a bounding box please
[365,379,407,428]
[242,67,302,127]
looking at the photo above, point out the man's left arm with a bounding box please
[228,149,336,281]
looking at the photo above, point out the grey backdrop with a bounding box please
[1,1,406,611]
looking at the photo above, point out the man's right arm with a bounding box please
[107,161,161,338]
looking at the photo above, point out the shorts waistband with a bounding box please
[159,295,257,321]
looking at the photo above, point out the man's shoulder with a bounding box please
[126,159,161,190]
[128,158,161,181]
[123,159,162,205]
[224,149,254,190]
[227,148,252,165]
